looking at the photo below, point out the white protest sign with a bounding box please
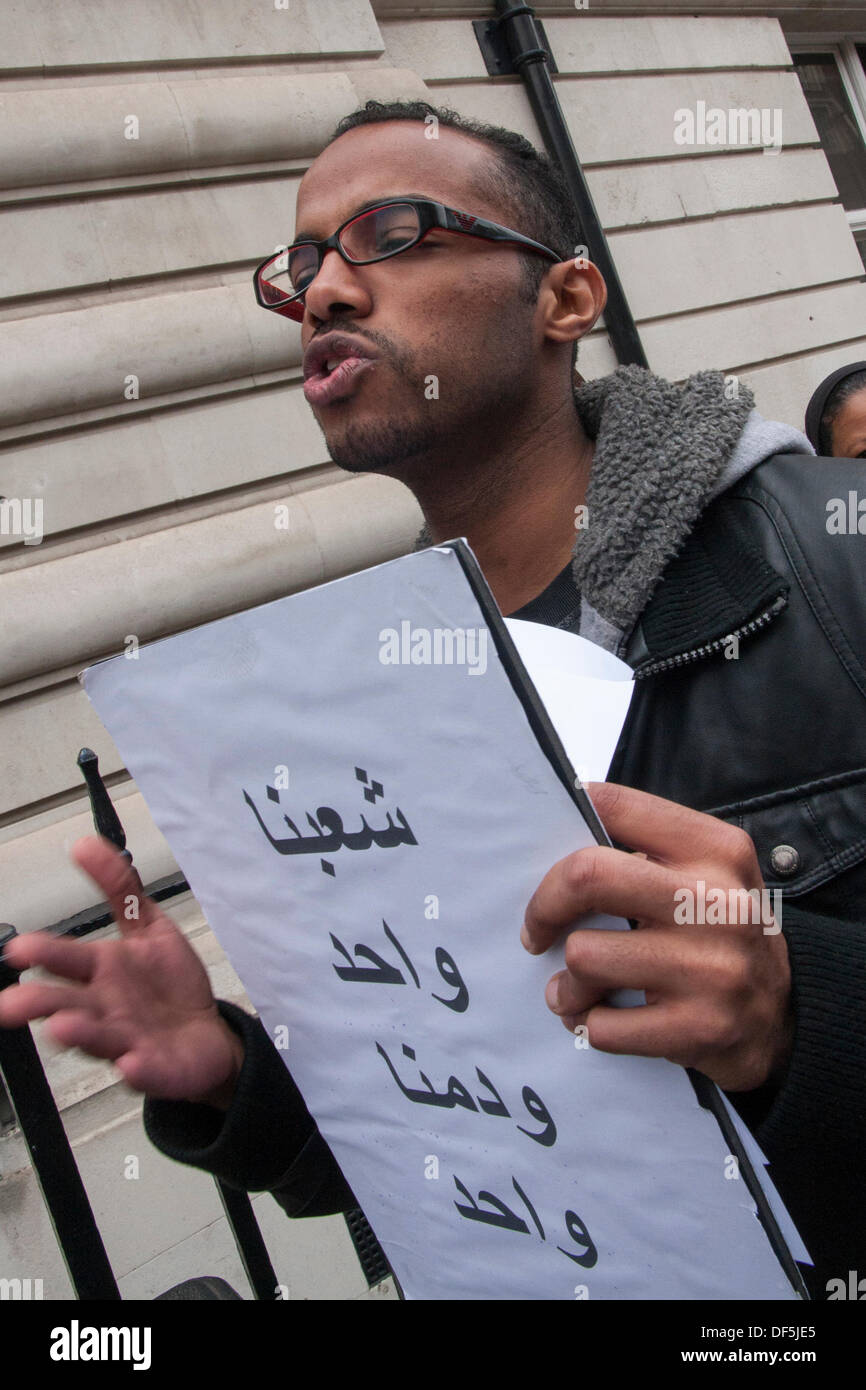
[82,544,803,1300]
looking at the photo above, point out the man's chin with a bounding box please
[324,420,441,480]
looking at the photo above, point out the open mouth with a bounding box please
[321,356,348,377]
[314,354,365,381]
[304,338,378,380]
[303,354,376,404]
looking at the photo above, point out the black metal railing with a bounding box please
[0,749,390,1300]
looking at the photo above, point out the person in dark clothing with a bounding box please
[1,101,864,1301]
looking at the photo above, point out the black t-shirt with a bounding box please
[507,560,581,632]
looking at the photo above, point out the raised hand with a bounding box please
[0,837,244,1107]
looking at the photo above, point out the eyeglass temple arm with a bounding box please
[438,206,561,261]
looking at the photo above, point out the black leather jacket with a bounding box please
[145,453,866,1300]
[613,453,866,916]
[609,453,866,1299]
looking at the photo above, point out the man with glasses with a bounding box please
[2,100,864,1301]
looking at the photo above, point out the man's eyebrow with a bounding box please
[293,194,438,243]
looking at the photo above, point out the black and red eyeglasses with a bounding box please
[253,198,563,321]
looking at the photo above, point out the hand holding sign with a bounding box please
[0,837,245,1109]
[522,782,794,1093]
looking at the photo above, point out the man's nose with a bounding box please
[303,247,372,321]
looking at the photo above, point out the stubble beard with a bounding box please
[322,363,533,492]
[324,413,443,481]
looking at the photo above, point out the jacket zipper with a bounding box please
[632,593,787,680]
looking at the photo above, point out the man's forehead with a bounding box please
[296,121,495,235]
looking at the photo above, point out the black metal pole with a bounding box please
[77,748,130,858]
[216,1179,282,1300]
[490,0,649,369]
[0,925,122,1300]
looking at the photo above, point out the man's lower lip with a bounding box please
[303,356,375,405]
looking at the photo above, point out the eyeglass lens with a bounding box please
[259,203,423,303]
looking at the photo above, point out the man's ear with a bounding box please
[541,257,607,350]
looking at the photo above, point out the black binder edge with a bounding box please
[441,539,613,850]
[440,537,810,1301]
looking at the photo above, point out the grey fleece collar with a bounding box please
[571,366,754,634]
[414,365,814,655]
[572,366,813,653]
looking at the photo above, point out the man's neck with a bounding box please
[416,396,593,616]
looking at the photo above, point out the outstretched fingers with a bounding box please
[0,979,92,1029]
[0,932,97,1028]
[1,930,97,982]
[44,1010,133,1061]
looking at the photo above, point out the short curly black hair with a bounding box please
[327,99,584,371]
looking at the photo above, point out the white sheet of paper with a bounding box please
[82,544,802,1300]
[504,619,633,783]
